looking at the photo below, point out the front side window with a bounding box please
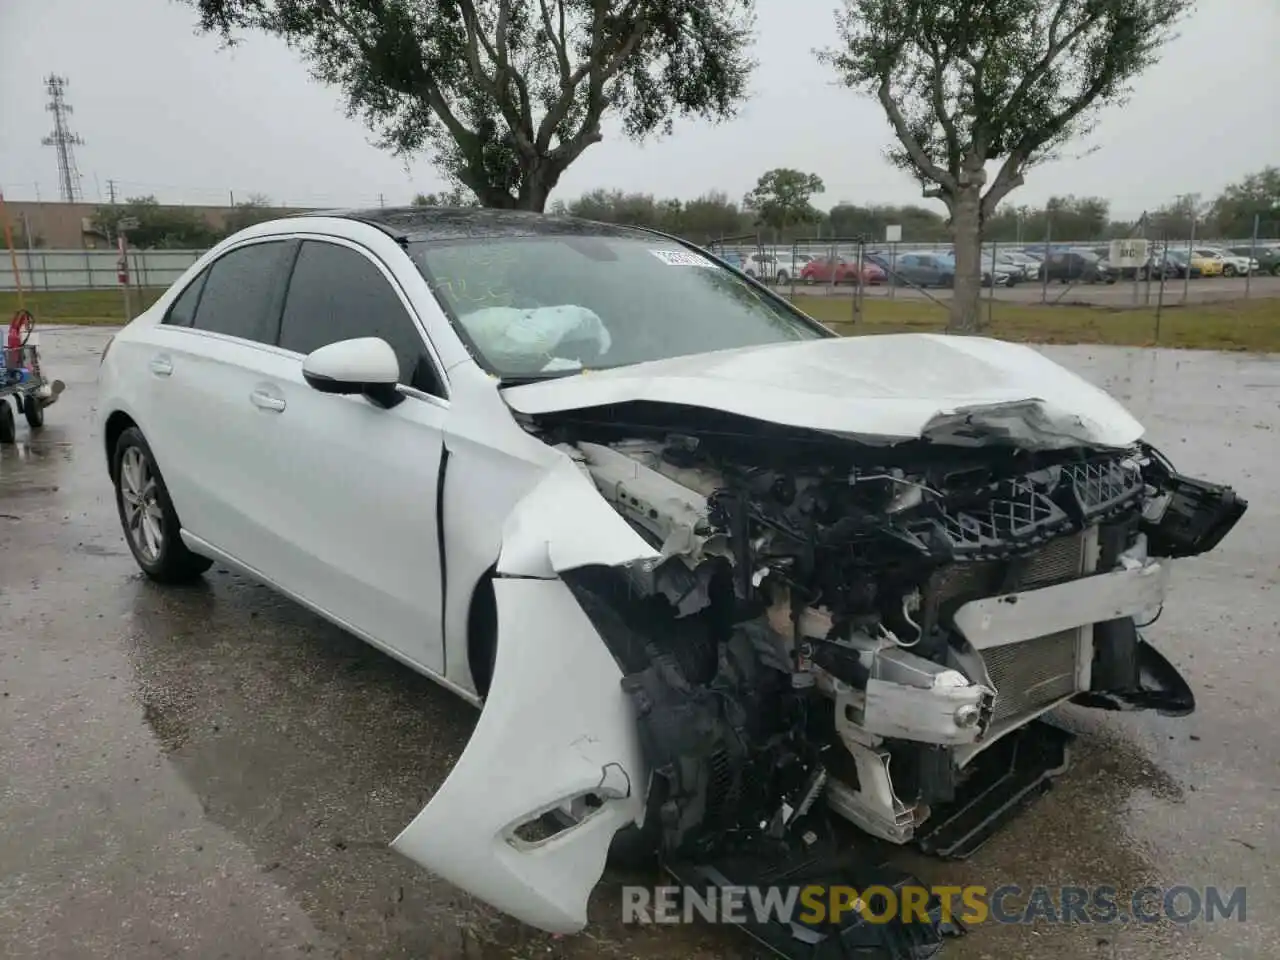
[191,241,295,344]
[278,241,440,394]
[410,235,827,379]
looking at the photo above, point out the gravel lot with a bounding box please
[1,328,1276,959]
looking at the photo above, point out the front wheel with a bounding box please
[112,427,213,583]
[23,395,43,429]
[938,274,953,288]
[776,271,789,285]
[1223,264,1237,278]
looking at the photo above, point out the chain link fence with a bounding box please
[706,220,1280,314]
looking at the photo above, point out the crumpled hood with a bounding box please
[500,333,1145,449]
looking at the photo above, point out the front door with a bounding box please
[249,237,450,673]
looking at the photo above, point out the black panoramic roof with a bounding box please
[297,206,653,243]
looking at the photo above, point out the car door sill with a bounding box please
[180,530,482,707]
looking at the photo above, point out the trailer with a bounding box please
[1,309,65,443]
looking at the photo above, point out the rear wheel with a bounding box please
[112,427,213,583]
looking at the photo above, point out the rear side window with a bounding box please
[191,241,295,344]
[278,240,440,394]
[164,271,207,327]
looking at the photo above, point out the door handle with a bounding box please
[250,389,286,412]
[149,355,173,377]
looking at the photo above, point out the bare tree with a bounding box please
[821,0,1192,331]
[189,0,756,212]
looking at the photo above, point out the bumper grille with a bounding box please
[981,628,1080,728]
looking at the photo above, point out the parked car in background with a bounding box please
[1185,251,1223,277]
[742,252,814,284]
[983,252,1032,283]
[800,256,886,285]
[992,250,1041,280]
[1157,249,1202,279]
[1228,244,1280,276]
[891,252,955,288]
[1037,249,1113,284]
[1193,247,1257,278]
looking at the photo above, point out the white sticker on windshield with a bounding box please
[649,249,714,267]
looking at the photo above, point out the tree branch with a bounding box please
[537,0,572,83]
[923,36,961,174]
[878,77,957,192]
[534,0,647,153]
[997,0,1092,128]
[316,0,482,156]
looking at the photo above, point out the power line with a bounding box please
[40,75,85,203]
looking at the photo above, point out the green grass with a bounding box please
[2,288,1278,352]
[793,295,1280,352]
[0,288,167,326]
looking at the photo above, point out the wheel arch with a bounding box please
[103,410,139,478]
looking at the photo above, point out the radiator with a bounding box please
[981,627,1081,727]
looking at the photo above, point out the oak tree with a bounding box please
[743,168,826,232]
[188,0,755,212]
[822,0,1191,331]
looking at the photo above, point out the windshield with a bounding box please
[409,236,828,379]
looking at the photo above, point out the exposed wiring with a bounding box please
[1135,605,1163,629]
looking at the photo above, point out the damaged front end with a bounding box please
[396,395,1244,956]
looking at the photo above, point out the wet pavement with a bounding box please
[1,327,1276,960]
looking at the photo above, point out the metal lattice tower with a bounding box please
[41,75,85,202]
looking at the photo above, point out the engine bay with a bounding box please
[528,403,1245,870]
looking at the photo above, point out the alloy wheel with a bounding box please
[120,446,165,562]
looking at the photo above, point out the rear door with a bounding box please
[141,238,299,560]
[249,237,450,673]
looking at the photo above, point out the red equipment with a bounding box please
[5,309,36,374]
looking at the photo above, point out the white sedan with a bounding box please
[742,251,813,283]
[97,210,1246,947]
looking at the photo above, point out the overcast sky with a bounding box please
[2,0,1276,218]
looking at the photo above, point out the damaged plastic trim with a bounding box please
[391,577,647,933]
[951,560,1170,650]
[496,453,660,578]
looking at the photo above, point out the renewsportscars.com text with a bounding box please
[623,884,1247,926]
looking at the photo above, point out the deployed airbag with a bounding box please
[459,304,611,370]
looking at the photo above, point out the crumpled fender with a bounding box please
[391,577,648,934]
[496,455,660,578]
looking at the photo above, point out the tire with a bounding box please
[1272,264,1280,278]
[939,274,953,288]
[111,426,213,583]
[0,398,14,444]
[23,395,43,429]
[776,271,788,285]
[1223,265,1237,278]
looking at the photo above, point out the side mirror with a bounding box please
[302,337,403,409]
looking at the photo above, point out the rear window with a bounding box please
[191,241,295,344]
